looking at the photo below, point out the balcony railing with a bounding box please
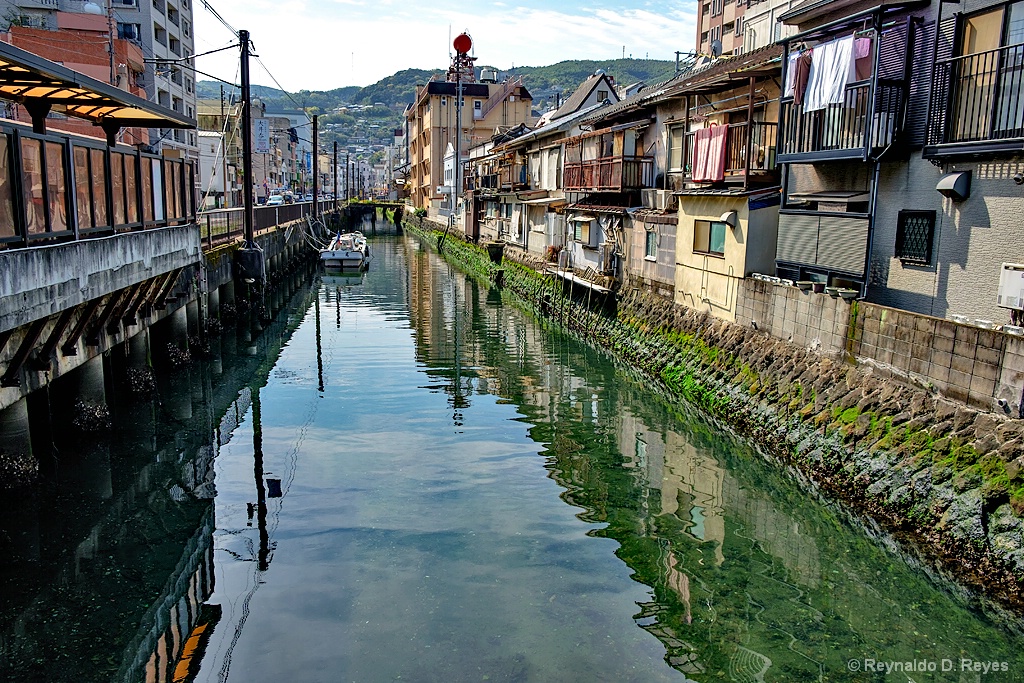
[563,155,654,192]
[779,81,903,161]
[683,121,778,181]
[926,42,1024,156]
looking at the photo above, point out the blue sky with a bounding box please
[192,0,698,91]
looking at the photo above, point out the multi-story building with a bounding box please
[405,69,533,215]
[0,0,198,166]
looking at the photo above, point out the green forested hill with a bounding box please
[197,57,675,157]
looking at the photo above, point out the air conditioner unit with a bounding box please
[641,188,677,211]
[998,263,1024,311]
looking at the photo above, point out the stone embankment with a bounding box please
[402,214,1024,614]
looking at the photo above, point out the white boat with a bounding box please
[320,231,369,270]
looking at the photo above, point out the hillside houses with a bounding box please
[404,0,1024,326]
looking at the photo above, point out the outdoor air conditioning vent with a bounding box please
[998,263,1024,311]
[641,188,676,211]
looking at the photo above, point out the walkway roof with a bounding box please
[0,39,194,142]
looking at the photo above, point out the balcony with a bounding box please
[563,155,654,192]
[779,81,904,162]
[925,42,1024,158]
[683,121,778,181]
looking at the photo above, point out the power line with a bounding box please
[196,0,238,38]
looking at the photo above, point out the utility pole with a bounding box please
[312,114,319,219]
[220,85,229,208]
[345,153,350,202]
[107,0,116,85]
[333,140,338,213]
[240,30,255,246]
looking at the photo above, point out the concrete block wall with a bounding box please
[850,302,1022,414]
[735,279,851,356]
[735,279,1024,414]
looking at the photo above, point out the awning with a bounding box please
[569,215,595,222]
[0,38,195,144]
[522,196,567,205]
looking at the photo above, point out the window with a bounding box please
[735,16,743,35]
[573,217,595,245]
[669,125,686,171]
[0,135,15,241]
[441,96,447,106]
[154,24,166,46]
[117,23,141,41]
[597,89,608,101]
[645,229,657,259]
[21,138,44,234]
[894,210,935,265]
[711,0,723,16]
[90,148,108,227]
[693,219,727,256]
[110,152,126,225]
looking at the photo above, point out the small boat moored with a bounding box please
[320,231,369,270]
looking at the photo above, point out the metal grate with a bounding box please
[895,209,935,265]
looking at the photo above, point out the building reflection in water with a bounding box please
[403,246,1020,680]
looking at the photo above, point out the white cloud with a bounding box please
[193,1,696,92]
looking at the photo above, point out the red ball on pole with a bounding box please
[453,32,472,55]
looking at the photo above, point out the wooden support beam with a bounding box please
[61,298,102,356]
[1,319,47,387]
[29,308,77,371]
[106,282,145,334]
[86,290,128,346]
[123,277,161,326]
[153,268,184,310]
[0,328,14,358]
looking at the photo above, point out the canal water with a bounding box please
[2,222,1023,682]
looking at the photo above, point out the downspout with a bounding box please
[861,8,885,299]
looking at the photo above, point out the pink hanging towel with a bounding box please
[692,125,728,182]
[692,126,712,182]
[703,125,729,182]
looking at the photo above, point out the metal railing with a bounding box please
[198,200,335,249]
[780,81,903,159]
[563,155,654,191]
[928,42,1024,146]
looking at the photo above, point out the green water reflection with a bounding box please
[401,235,1024,682]
[1,226,1022,682]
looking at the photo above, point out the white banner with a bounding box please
[254,118,270,154]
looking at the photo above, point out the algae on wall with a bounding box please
[401,217,1024,612]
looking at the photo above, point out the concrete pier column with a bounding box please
[59,354,113,500]
[208,286,221,322]
[186,299,201,340]
[221,280,236,308]
[0,397,34,485]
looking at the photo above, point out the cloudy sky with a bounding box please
[191,0,698,91]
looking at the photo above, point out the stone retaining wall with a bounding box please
[403,217,1024,614]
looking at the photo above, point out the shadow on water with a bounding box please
[406,239,1024,681]
[0,265,320,683]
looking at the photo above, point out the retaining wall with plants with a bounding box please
[402,214,1024,614]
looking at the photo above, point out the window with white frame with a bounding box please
[645,229,658,259]
[668,125,686,171]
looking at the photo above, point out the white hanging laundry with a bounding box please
[803,34,855,112]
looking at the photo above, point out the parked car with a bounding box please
[303,193,314,202]
[284,192,295,203]
[267,195,284,206]
[257,196,267,205]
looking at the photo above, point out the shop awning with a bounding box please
[0,38,194,143]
